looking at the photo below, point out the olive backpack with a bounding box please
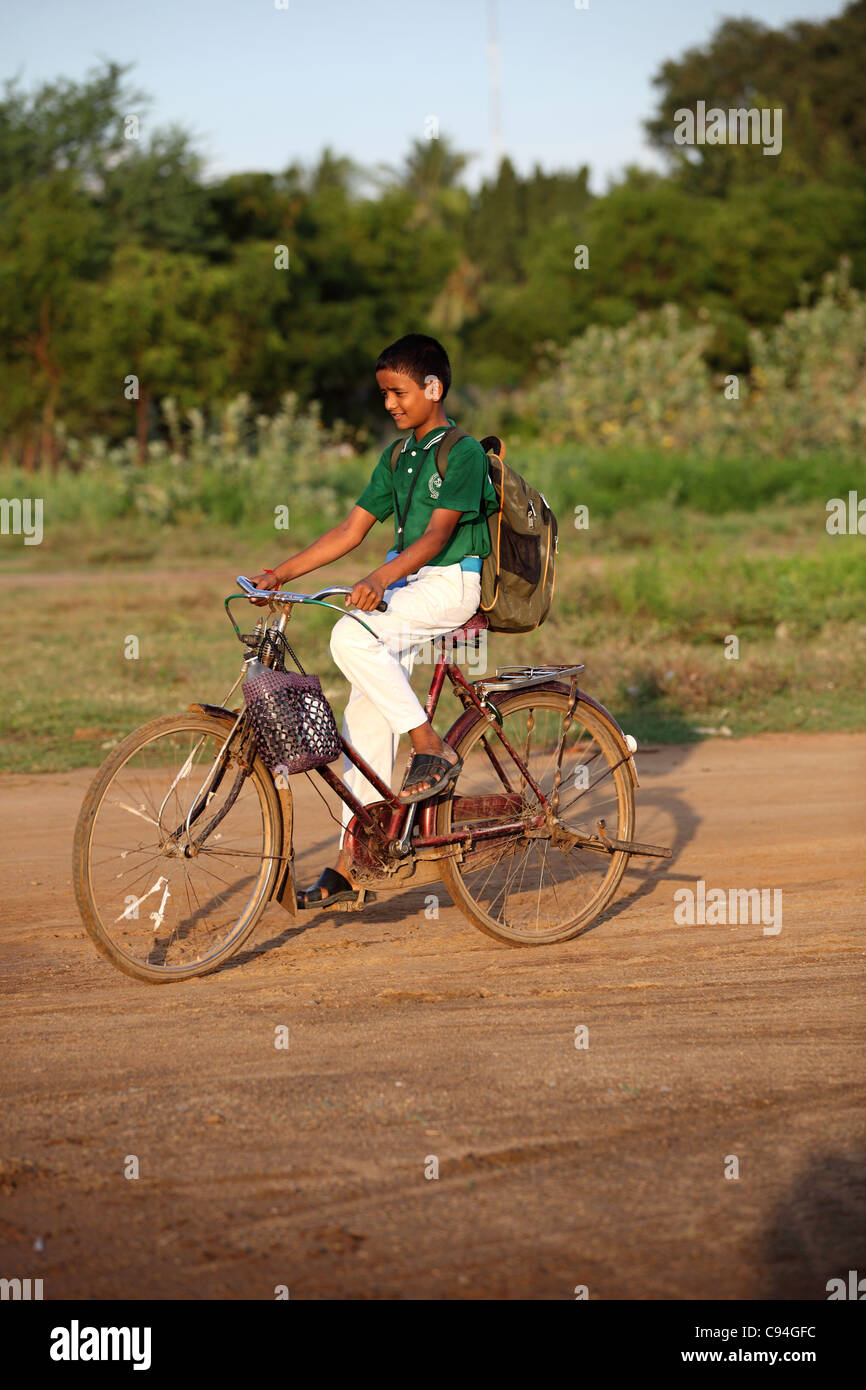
[389,426,557,633]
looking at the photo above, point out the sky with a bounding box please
[1,0,848,192]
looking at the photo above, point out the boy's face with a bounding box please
[376,368,442,430]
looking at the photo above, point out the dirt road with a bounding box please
[1,732,864,1300]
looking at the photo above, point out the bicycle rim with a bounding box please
[73,714,283,982]
[439,688,634,944]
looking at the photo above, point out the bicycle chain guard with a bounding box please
[342,802,405,886]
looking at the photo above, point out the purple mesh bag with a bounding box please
[243,666,341,776]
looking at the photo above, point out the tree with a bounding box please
[82,246,228,461]
[466,156,524,281]
[0,60,146,195]
[645,3,866,192]
[97,124,216,254]
[0,173,107,467]
[206,170,302,248]
[380,134,470,198]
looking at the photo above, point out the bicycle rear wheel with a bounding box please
[73,713,283,983]
[438,686,634,944]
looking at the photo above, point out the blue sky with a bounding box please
[1,0,847,191]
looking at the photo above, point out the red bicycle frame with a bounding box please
[313,648,555,852]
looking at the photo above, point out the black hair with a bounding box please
[375,333,451,398]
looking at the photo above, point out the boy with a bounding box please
[249,334,497,910]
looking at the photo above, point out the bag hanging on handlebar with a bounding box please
[243,659,341,776]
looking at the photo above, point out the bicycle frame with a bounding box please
[201,584,648,909]
[225,588,553,851]
[317,653,558,853]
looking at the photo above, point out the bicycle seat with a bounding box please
[444,611,489,641]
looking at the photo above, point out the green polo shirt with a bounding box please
[356,419,498,567]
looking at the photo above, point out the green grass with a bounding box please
[1,481,863,771]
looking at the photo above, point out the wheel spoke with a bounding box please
[76,717,279,980]
[440,692,633,940]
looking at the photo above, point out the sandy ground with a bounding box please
[1,731,864,1300]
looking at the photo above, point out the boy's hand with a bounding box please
[347,575,385,611]
[248,570,282,606]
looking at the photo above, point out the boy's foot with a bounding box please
[398,741,462,803]
[297,866,365,910]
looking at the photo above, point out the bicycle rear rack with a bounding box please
[474,664,584,695]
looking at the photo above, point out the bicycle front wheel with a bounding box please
[73,713,283,983]
[438,687,635,945]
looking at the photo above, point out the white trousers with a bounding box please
[329,563,481,841]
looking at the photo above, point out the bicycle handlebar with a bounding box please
[311,584,389,612]
[235,576,388,613]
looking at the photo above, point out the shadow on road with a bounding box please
[592,740,704,931]
[760,1150,866,1299]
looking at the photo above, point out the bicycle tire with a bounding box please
[73,712,283,983]
[438,685,635,945]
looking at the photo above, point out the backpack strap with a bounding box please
[432,425,469,478]
[480,434,505,460]
[433,428,506,476]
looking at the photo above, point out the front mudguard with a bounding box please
[187,702,296,918]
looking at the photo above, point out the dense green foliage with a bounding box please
[0,263,860,536]
[521,263,866,457]
[2,3,866,467]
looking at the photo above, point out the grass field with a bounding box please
[1,444,863,773]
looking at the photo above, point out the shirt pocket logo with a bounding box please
[428,473,443,499]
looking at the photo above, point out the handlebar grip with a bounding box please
[376,599,388,612]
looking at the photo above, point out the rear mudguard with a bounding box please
[418,682,638,839]
[187,702,296,918]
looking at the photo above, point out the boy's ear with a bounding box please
[424,374,442,401]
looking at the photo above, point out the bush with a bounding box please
[515,261,865,460]
[0,392,371,535]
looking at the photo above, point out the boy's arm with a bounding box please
[347,444,486,610]
[249,506,378,599]
[347,508,462,610]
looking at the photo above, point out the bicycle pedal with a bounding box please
[322,889,378,913]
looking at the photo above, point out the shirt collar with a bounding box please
[411,416,455,448]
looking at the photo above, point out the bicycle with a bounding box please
[73,577,671,983]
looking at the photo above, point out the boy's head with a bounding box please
[375,333,451,431]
